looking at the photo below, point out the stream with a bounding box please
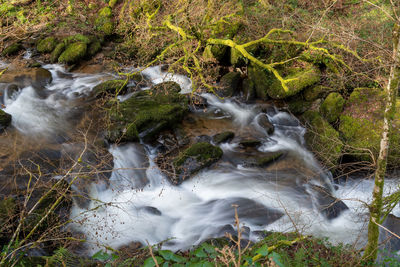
[1,61,400,256]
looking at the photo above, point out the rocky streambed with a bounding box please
[1,57,400,259]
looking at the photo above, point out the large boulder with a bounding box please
[106,81,188,142]
[339,88,400,167]
[302,111,343,169]
[248,61,320,100]
[0,67,52,88]
[173,142,223,184]
[320,92,344,123]
[0,110,11,131]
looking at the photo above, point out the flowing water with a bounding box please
[1,60,400,255]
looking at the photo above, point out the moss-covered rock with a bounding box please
[213,131,235,144]
[217,72,241,97]
[339,88,400,166]
[106,81,188,142]
[173,142,223,184]
[50,43,65,63]
[300,49,340,74]
[302,111,343,169]
[95,7,114,35]
[93,79,127,97]
[303,85,332,102]
[1,42,22,56]
[58,42,87,64]
[63,34,91,45]
[320,92,344,123]
[88,39,102,57]
[0,109,12,131]
[247,63,269,100]
[37,37,57,53]
[249,61,320,100]
[287,98,312,115]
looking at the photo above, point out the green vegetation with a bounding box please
[36,37,57,53]
[303,111,343,169]
[58,42,87,64]
[320,92,345,123]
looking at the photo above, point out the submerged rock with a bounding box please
[0,67,52,88]
[106,81,188,142]
[309,184,348,220]
[255,152,284,167]
[256,114,274,135]
[173,142,223,184]
[302,111,342,169]
[320,92,344,123]
[339,87,400,167]
[0,110,12,131]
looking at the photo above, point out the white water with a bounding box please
[1,62,400,255]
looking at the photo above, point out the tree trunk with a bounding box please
[363,23,400,263]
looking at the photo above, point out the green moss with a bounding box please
[303,85,332,102]
[37,37,57,53]
[230,47,246,67]
[299,50,340,74]
[87,39,101,56]
[267,64,321,99]
[0,109,12,129]
[58,42,87,64]
[303,111,343,169]
[1,42,22,56]
[247,63,269,100]
[203,45,228,62]
[174,142,223,168]
[218,72,241,97]
[93,79,127,97]
[320,92,345,123]
[338,87,400,166]
[50,43,65,63]
[109,0,118,8]
[213,131,235,144]
[95,7,114,35]
[107,82,188,142]
[287,98,312,114]
[99,6,112,17]
[63,34,91,45]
